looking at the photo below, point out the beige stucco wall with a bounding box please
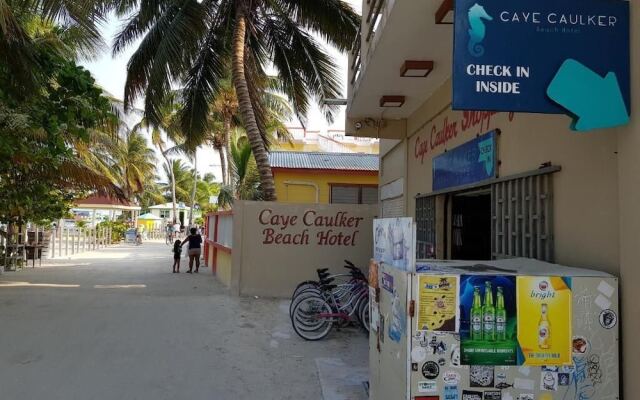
[231,201,377,298]
[618,3,640,398]
[395,78,620,273]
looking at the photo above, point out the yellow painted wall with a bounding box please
[273,170,378,204]
[215,249,233,287]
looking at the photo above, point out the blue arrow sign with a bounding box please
[547,59,629,131]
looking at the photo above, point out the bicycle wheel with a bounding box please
[289,287,323,317]
[357,296,370,333]
[291,295,334,341]
[290,290,327,327]
[291,281,319,299]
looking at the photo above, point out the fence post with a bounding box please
[51,230,56,259]
[71,229,76,255]
[64,228,69,256]
[58,226,62,256]
[92,228,97,250]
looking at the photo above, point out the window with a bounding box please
[416,196,436,259]
[492,173,554,262]
[330,185,378,205]
[159,210,170,219]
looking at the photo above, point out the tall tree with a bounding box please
[0,0,109,96]
[113,0,360,201]
[132,95,183,223]
[111,130,158,200]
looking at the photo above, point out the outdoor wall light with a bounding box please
[400,60,434,77]
[379,96,405,107]
[435,0,454,24]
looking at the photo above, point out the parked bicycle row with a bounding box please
[289,260,370,341]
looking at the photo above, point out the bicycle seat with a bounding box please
[319,277,335,285]
[344,259,355,267]
[317,268,329,273]
[317,272,331,279]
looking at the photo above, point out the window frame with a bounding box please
[329,183,379,204]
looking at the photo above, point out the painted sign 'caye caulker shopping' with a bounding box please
[452,0,630,131]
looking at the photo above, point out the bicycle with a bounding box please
[290,261,370,340]
[289,262,367,318]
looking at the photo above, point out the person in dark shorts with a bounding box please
[181,227,202,273]
[172,240,182,273]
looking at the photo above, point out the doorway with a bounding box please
[450,188,491,260]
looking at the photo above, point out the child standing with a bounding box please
[172,240,182,273]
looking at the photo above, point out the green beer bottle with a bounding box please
[471,286,483,340]
[482,281,496,341]
[496,286,507,341]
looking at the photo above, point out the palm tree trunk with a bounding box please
[223,116,232,187]
[217,143,228,186]
[188,152,198,226]
[161,150,177,224]
[231,4,276,201]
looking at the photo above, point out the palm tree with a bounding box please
[111,130,158,200]
[0,0,108,96]
[188,152,198,226]
[162,160,195,204]
[113,0,360,201]
[218,129,264,208]
[132,96,184,223]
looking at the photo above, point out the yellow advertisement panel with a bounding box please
[517,276,572,365]
[417,275,459,332]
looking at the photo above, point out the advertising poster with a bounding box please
[417,275,459,332]
[373,218,414,271]
[460,275,518,365]
[517,276,572,366]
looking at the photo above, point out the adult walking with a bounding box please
[181,227,202,273]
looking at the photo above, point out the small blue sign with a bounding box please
[453,0,630,130]
[433,131,496,191]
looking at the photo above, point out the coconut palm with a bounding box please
[205,76,293,189]
[113,0,360,201]
[0,0,109,96]
[162,159,195,204]
[111,130,158,200]
[132,94,184,223]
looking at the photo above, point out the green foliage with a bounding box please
[0,46,120,223]
[114,0,359,137]
[98,220,129,243]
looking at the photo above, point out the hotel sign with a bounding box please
[452,0,630,131]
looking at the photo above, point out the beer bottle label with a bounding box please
[472,316,482,332]
[539,327,548,338]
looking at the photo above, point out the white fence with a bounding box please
[48,226,113,259]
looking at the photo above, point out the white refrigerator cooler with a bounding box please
[369,258,619,400]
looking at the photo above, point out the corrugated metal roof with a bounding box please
[269,151,379,171]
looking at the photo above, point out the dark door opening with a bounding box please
[451,189,491,260]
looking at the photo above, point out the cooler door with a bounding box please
[373,263,411,400]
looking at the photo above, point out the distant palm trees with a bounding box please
[113,0,360,201]
[112,130,158,200]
